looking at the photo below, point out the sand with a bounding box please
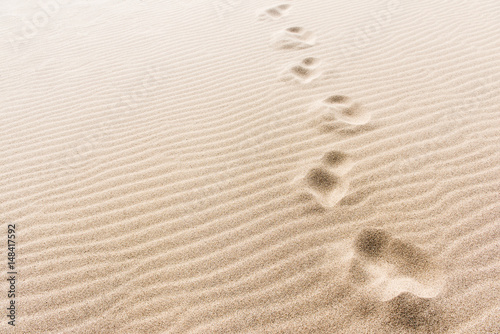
[1,0,499,333]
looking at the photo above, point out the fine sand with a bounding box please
[1,0,499,333]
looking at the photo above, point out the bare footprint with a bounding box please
[301,56,320,67]
[322,95,372,125]
[354,228,391,259]
[384,292,445,332]
[347,229,445,301]
[280,57,323,83]
[313,95,371,125]
[321,150,354,175]
[271,26,317,50]
[257,4,291,21]
[294,167,349,208]
[307,95,372,130]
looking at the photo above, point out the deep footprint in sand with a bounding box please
[295,167,349,208]
[271,26,317,50]
[384,292,444,331]
[257,4,291,21]
[347,228,445,301]
[322,95,372,125]
[321,150,354,175]
[280,57,323,83]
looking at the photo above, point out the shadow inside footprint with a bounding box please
[281,57,323,83]
[347,229,445,301]
[302,57,320,67]
[354,228,391,259]
[325,95,350,104]
[267,8,281,17]
[301,167,348,208]
[287,26,303,33]
[257,4,291,20]
[321,150,353,175]
[291,65,321,83]
[272,26,317,50]
[385,238,433,278]
[384,292,443,331]
[306,168,340,193]
[322,151,348,167]
[323,95,371,125]
[291,65,313,78]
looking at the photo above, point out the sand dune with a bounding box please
[1,0,499,333]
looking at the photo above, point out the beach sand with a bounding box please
[1,0,499,333]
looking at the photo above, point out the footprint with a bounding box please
[280,57,323,83]
[354,228,391,259]
[271,26,317,50]
[347,229,445,302]
[294,167,349,208]
[384,292,444,332]
[301,56,320,67]
[257,4,291,21]
[321,150,354,175]
[322,95,372,125]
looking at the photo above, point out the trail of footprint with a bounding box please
[271,26,317,50]
[347,228,445,302]
[257,4,291,21]
[279,57,323,83]
[294,150,353,208]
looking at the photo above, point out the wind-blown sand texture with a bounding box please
[1,0,499,333]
